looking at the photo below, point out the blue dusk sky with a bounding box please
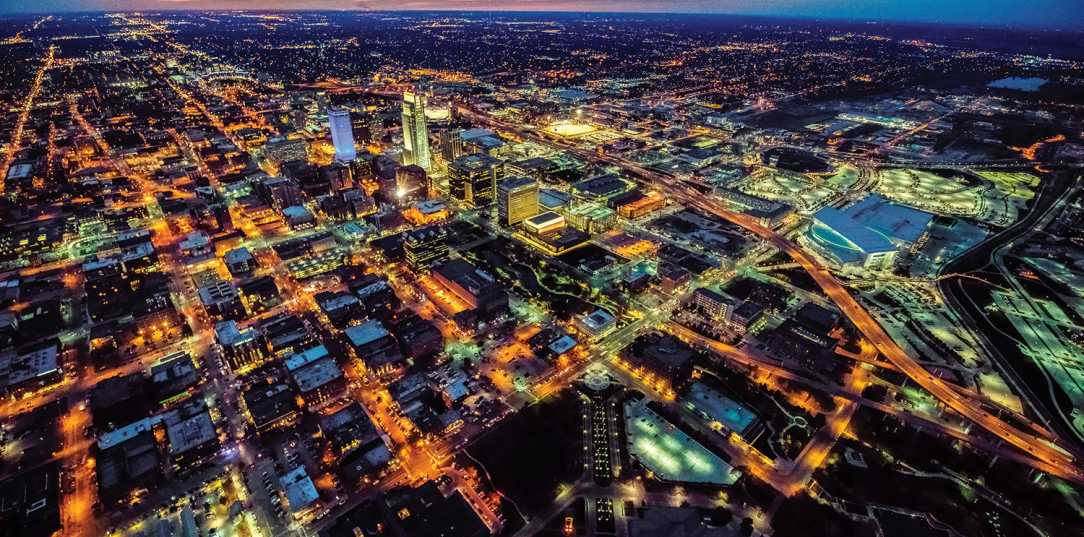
[1,0,1082,30]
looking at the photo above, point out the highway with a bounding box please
[666,323,1081,483]
[453,104,1084,485]
[937,171,1084,450]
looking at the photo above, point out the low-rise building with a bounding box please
[345,320,403,374]
[198,279,246,320]
[241,381,300,436]
[215,320,267,373]
[432,260,509,319]
[285,345,346,409]
[224,247,256,277]
[576,309,617,340]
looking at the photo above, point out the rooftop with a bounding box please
[624,399,740,485]
[291,356,343,393]
[844,193,934,245]
[279,466,319,511]
[811,206,896,255]
[581,309,616,332]
[344,320,391,347]
[684,382,757,434]
[284,345,330,372]
[524,211,565,229]
[223,247,253,265]
[164,404,216,454]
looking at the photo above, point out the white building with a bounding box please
[328,109,356,162]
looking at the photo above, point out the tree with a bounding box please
[710,506,733,527]
[740,516,755,536]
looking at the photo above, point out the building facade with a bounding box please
[448,153,503,208]
[328,109,357,162]
[401,92,432,170]
[497,176,539,227]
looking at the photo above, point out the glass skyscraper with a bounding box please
[328,108,356,162]
[401,92,431,171]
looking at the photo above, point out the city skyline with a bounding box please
[0,1,1083,30]
[0,9,1082,537]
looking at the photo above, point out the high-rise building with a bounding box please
[401,92,431,171]
[321,161,353,191]
[328,109,357,162]
[264,136,308,166]
[440,129,465,164]
[497,176,539,227]
[256,176,303,211]
[290,95,308,130]
[367,114,383,143]
[404,225,448,270]
[396,164,427,202]
[448,153,503,209]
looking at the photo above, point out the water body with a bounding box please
[988,77,1047,91]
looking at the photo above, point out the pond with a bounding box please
[987,77,1047,92]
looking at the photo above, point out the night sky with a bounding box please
[1,0,1083,30]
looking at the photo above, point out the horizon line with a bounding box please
[0,8,1081,33]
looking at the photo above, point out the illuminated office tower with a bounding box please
[367,113,383,143]
[448,153,503,209]
[497,176,539,227]
[404,225,448,270]
[401,92,432,171]
[328,109,357,162]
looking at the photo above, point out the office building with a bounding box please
[432,259,508,317]
[197,279,246,321]
[328,108,357,162]
[692,287,740,322]
[285,345,346,409]
[440,129,465,164]
[576,309,617,340]
[497,176,539,227]
[404,225,448,270]
[401,92,431,170]
[367,113,383,143]
[396,164,427,201]
[264,136,308,166]
[318,402,383,459]
[214,320,266,373]
[256,176,303,212]
[224,247,256,277]
[345,320,403,373]
[240,381,300,436]
[322,161,353,191]
[519,211,589,256]
[523,211,567,236]
[448,153,504,208]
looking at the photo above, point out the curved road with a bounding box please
[936,171,1081,451]
[453,104,1083,485]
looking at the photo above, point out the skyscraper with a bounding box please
[401,92,432,171]
[497,176,539,227]
[367,113,383,143]
[328,109,357,162]
[448,153,504,209]
[440,129,465,164]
